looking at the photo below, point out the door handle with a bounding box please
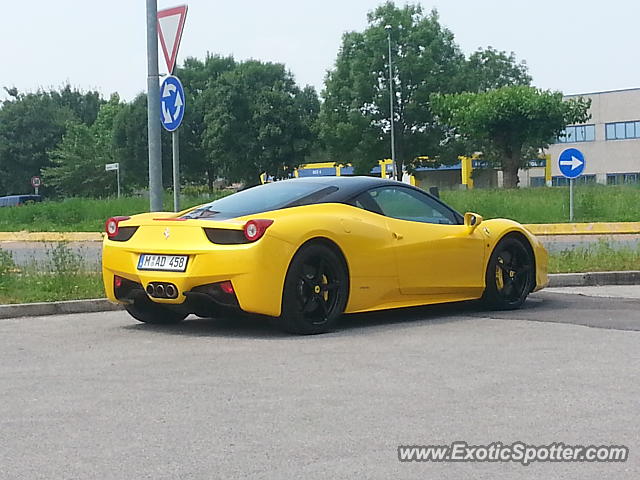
[392,232,404,240]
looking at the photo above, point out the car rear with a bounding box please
[102,213,295,317]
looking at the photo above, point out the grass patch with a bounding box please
[0,243,104,304]
[441,184,640,224]
[0,185,638,232]
[0,241,638,304]
[0,191,230,232]
[548,241,640,273]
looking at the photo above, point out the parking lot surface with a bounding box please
[0,290,638,479]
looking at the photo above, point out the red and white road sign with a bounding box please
[31,176,42,188]
[157,5,188,75]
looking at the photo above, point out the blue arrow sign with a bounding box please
[558,148,585,179]
[160,75,185,132]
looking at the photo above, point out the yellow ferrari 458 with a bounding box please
[102,176,548,334]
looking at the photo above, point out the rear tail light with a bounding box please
[105,216,131,239]
[243,219,274,242]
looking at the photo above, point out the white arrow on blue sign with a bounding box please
[558,148,585,179]
[160,75,185,132]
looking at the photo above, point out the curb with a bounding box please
[0,232,103,242]
[548,270,640,288]
[1,271,639,319]
[0,298,122,320]
[524,222,640,236]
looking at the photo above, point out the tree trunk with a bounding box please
[206,167,214,193]
[395,158,404,180]
[502,158,520,188]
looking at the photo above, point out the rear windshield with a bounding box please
[182,181,338,220]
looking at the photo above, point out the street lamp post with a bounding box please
[385,25,398,180]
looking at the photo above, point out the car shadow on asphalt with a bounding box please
[120,300,483,339]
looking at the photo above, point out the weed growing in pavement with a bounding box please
[0,243,103,304]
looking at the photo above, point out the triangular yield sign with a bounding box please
[157,5,188,75]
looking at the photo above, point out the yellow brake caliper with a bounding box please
[495,257,505,290]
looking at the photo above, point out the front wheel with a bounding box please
[125,300,187,325]
[482,236,534,310]
[277,243,349,335]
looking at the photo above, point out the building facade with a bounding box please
[545,87,640,186]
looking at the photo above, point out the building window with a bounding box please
[552,176,569,186]
[557,124,595,143]
[607,173,639,184]
[605,121,640,140]
[552,175,596,186]
[576,175,596,185]
[530,177,546,187]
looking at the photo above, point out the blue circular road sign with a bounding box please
[558,148,585,179]
[160,75,185,132]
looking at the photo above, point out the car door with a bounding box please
[362,186,487,297]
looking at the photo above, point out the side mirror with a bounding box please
[464,212,483,232]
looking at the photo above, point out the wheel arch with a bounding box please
[295,237,351,282]
[493,230,537,292]
[283,236,352,302]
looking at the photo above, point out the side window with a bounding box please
[348,192,383,215]
[369,187,458,225]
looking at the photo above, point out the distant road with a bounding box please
[1,234,639,267]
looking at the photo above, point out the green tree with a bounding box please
[431,86,591,188]
[320,2,467,178]
[112,93,150,189]
[50,85,102,126]
[0,86,102,195]
[201,60,319,184]
[464,47,531,92]
[43,95,124,196]
[111,55,237,192]
[176,54,236,189]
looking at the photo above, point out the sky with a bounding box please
[2,0,639,101]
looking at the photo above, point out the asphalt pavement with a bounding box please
[0,289,638,479]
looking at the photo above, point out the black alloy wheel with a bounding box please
[482,236,534,310]
[278,243,349,334]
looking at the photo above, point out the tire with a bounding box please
[482,236,534,310]
[277,243,349,335]
[125,299,187,325]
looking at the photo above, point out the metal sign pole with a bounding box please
[35,186,39,196]
[117,166,121,199]
[172,131,180,212]
[569,178,574,222]
[146,0,163,212]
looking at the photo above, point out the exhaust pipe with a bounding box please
[146,282,178,299]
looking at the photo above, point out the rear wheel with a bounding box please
[125,300,187,325]
[482,236,534,310]
[277,243,349,334]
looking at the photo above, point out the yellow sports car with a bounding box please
[102,177,548,334]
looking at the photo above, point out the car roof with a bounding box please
[271,175,407,201]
